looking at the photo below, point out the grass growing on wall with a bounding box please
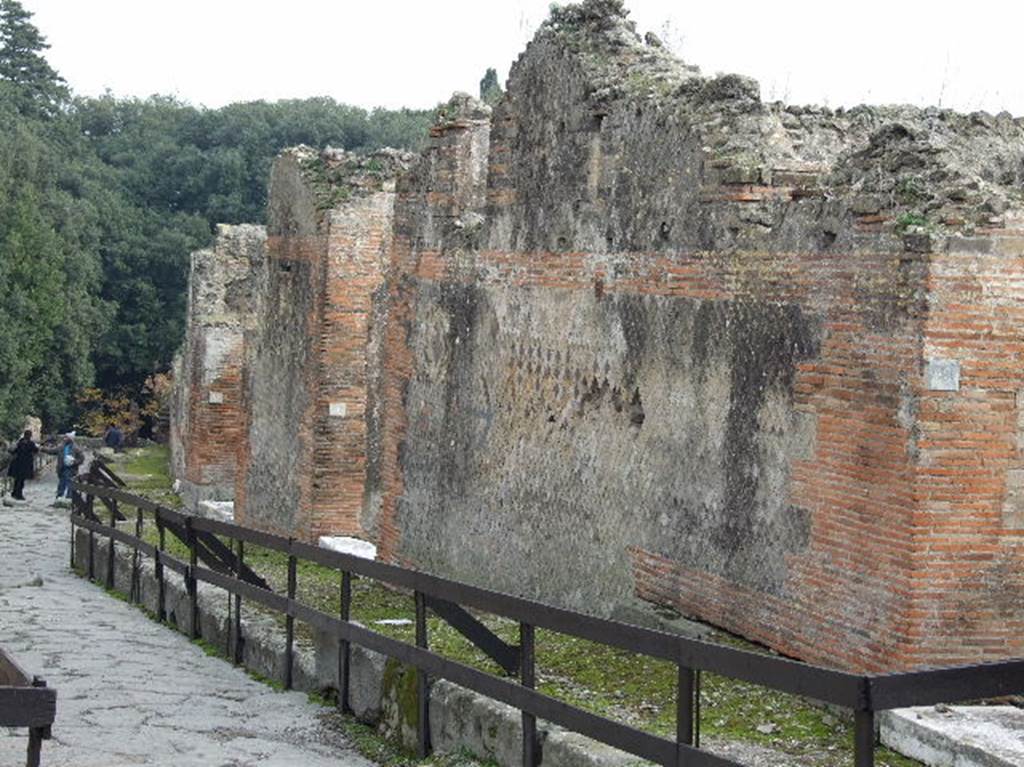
[110,447,920,767]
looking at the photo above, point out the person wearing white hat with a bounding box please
[53,432,84,501]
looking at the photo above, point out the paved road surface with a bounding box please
[0,473,375,767]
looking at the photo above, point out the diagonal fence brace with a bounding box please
[425,594,520,675]
[160,518,271,592]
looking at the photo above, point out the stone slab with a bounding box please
[197,499,235,522]
[881,705,1024,767]
[319,536,377,560]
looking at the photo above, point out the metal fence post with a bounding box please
[414,590,431,758]
[285,544,297,690]
[338,570,352,712]
[520,622,539,767]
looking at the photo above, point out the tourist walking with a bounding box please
[6,430,38,501]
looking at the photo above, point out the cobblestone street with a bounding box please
[0,475,374,767]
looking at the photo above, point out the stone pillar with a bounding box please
[170,224,266,510]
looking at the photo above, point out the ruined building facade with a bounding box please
[233,147,412,541]
[172,1,1024,671]
[170,224,266,509]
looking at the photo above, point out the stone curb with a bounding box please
[72,529,645,767]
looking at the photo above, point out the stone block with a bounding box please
[926,359,961,391]
[430,680,525,767]
[881,706,1024,767]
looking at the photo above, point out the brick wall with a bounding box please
[901,233,1024,667]
[234,149,407,543]
[170,224,266,509]
[370,6,1024,672]
[222,4,1024,672]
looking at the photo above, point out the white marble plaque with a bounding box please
[926,359,960,392]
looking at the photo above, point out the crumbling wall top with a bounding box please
[291,145,416,211]
[516,0,1024,239]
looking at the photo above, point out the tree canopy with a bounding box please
[479,67,503,105]
[0,1,434,436]
[0,0,67,116]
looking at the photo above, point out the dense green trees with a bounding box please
[0,0,433,436]
[479,68,503,105]
[0,0,66,116]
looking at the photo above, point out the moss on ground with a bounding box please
[108,445,920,767]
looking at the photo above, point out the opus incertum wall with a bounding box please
[176,0,1024,671]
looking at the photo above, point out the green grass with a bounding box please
[115,444,182,508]
[107,445,920,767]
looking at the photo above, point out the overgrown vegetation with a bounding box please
[0,0,433,437]
[109,447,919,767]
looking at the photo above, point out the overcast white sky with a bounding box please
[19,1,1024,116]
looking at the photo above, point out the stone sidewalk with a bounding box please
[0,477,375,767]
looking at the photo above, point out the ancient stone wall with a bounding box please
[373,1,1024,671]
[234,147,412,542]
[174,0,1024,672]
[170,224,266,509]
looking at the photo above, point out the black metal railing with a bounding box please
[69,480,1024,767]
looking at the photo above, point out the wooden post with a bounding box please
[26,676,48,767]
[87,526,95,581]
[156,516,166,622]
[69,487,78,569]
[106,499,118,590]
[414,590,431,758]
[186,516,199,640]
[520,622,538,767]
[338,570,352,712]
[130,508,143,603]
[233,539,244,665]
[26,726,43,767]
[284,545,297,690]
[86,493,95,581]
[694,669,702,749]
[854,710,875,767]
[676,665,695,766]
[69,511,75,570]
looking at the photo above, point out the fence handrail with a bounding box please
[74,481,867,705]
[70,479,1024,767]
[1,646,56,767]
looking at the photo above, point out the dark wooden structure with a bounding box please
[71,480,1024,767]
[0,647,56,767]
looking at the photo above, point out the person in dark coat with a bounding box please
[103,423,124,451]
[7,430,39,501]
